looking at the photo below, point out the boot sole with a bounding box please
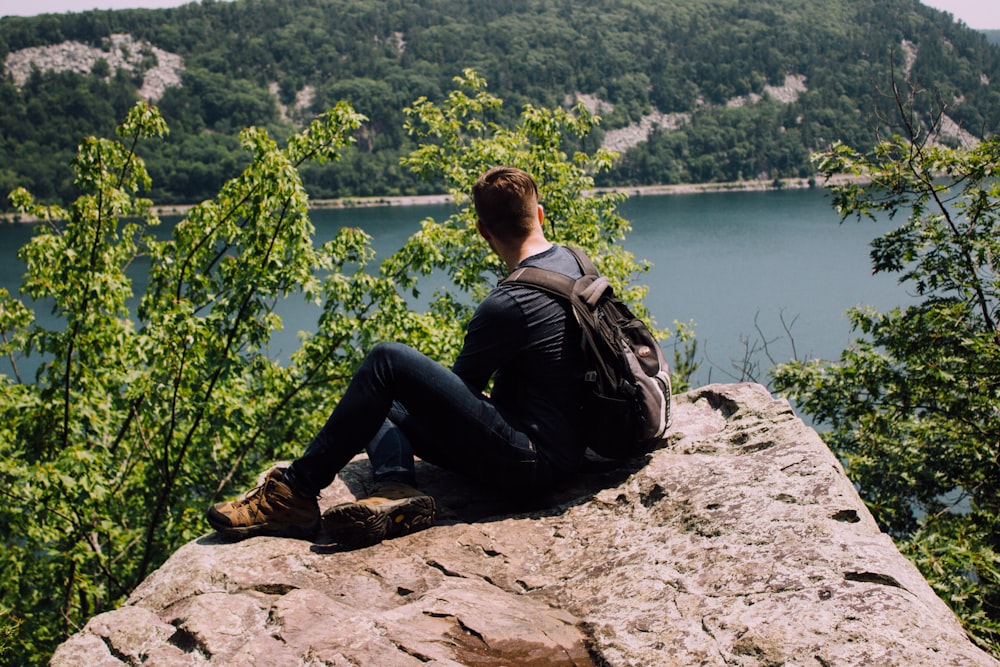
[322,495,436,547]
[207,509,319,541]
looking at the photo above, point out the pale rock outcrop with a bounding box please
[600,73,809,153]
[4,34,183,101]
[51,383,998,666]
[764,73,808,104]
[601,110,692,154]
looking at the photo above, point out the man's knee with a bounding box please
[369,340,408,360]
[364,341,415,374]
[363,342,446,394]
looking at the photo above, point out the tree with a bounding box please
[0,99,369,663]
[772,91,1000,656]
[0,72,686,663]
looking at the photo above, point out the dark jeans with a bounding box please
[285,342,552,496]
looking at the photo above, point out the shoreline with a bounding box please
[304,175,833,210]
[1,176,846,223]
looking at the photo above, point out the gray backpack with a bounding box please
[502,246,672,459]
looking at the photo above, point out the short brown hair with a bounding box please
[472,166,539,242]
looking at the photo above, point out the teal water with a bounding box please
[1,189,905,386]
[618,188,902,384]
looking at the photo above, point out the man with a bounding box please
[208,166,588,546]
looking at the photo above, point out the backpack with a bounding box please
[501,246,672,459]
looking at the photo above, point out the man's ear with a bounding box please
[537,204,545,229]
[476,219,490,241]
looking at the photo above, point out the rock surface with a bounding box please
[51,383,998,666]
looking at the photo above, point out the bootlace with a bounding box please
[233,472,276,508]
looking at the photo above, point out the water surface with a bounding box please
[1,189,907,387]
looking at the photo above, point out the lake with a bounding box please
[618,188,904,384]
[0,187,906,387]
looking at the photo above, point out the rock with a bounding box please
[4,34,183,101]
[601,110,692,153]
[50,383,998,666]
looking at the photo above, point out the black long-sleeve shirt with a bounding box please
[451,244,586,475]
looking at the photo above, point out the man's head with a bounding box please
[472,166,541,244]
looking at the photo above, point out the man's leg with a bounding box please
[314,413,433,547]
[365,401,552,490]
[382,400,553,492]
[285,341,544,496]
[318,346,549,545]
[364,412,417,485]
[208,344,422,541]
[209,341,539,541]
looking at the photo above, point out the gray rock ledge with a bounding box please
[51,383,999,666]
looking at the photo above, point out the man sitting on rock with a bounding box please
[208,166,589,546]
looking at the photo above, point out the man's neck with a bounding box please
[502,237,553,271]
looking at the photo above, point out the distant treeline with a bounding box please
[1,0,998,210]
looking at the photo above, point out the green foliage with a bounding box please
[0,74,674,663]
[0,99,371,663]
[772,92,1000,654]
[1,0,998,211]
[0,604,19,661]
[400,70,641,304]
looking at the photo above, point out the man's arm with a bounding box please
[451,288,527,393]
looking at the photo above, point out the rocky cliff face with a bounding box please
[4,34,183,101]
[51,383,998,666]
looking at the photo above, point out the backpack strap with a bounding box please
[501,247,619,393]
[506,267,610,309]
[561,246,600,278]
[501,246,608,307]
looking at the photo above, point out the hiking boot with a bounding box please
[207,467,320,540]
[322,481,435,547]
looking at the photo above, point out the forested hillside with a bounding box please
[1,0,998,210]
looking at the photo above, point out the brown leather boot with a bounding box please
[322,481,435,547]
[207,467,320,540]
